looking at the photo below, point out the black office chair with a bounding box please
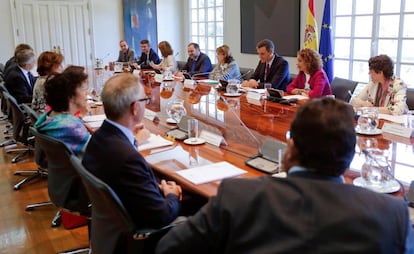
[29,127,90,253]
[0,82,14,146]
[4,92,33,164]
[406,87,414,111]
[70,155,175,254]
[330,77,359,102]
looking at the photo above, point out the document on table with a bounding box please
[138,134,174,151]
[176,161,247,185]
[82,114,106,122]
[378,113,405,124]
[283,94,308,100]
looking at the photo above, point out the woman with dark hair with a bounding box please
[351,54,407,115]
[209,45,241,81]
[31,51,64,112]
[34,65,90,155]
[150,41,177,72]
[286,48,331,98]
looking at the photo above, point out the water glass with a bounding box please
[114,62,123,72]
[406,110,414,129]
[361,148,392,186]
[357,107,378,132]
[187,118,199,142]
[226,79,240,94]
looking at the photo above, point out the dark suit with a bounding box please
[183,52,213,78]
[5,65,34,103]
[251,54,290,90]
[116,48,135,63]
[82,120,180,228]
[137,48,161,69]
[156,171,413,254]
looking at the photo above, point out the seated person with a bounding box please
[286,48,332,98]
[116,40,135,63]
[4,43,33,79]
[351,54,407,115]
[82,73,182,229]
[135,39,161,69]
[5,48,36,104]
[175,42,213,79]
[31,51,64,112]
[242,39,290,90]
[209,45,241,82]
[150,41,177,72]
[35,66,91,156]
[156,98,413,254]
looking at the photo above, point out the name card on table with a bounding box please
[246,91,263,101]
[382,122,414,138]
[183,79,195,89]
[144,109,159,122]
[199,130,226,147]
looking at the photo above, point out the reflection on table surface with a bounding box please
[127,79,414,197]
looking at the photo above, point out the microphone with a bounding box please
[190,71,214,79]
[361,149,407,203]
[101,52,111,60]
[237,69,252,80]
[219,96,286,174]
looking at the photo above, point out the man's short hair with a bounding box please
[14,43,33,57]
[290,98,356,176]
[256,39,274,52]
[140,39,150,45]
[101,74,143,120]
[15,49,35,66]
[188,42,200,50]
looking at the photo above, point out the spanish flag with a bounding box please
[304,0,319,51]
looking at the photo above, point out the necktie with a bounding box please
[133,139,138,150]
[27,72,34,87]
[265,63,270,81]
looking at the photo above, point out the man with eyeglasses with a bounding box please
[82,74,182,249]
[156,98,413,254]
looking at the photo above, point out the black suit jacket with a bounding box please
[137,48,161,69]
[156,171,412,254]
[82,120,180,228]
[251,54,290,90]
[5,65,34,103]
[183,52,213,77]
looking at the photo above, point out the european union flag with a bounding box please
[319,0,333,83]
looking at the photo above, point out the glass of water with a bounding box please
[357,107,378,132]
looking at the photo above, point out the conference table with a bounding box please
[117,78,414,199]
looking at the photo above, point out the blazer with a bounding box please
[5,65,34,103]
[156,171,413,254]
[137,48,161,69]
[251,54,290,90]
[286,69,332,98]
[116,48,135,63]
[82,120,180,229]
[183,52,213,78]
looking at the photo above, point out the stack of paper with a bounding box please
[82,114,106,128]
[176,161,247,185]
[138,134,174,151]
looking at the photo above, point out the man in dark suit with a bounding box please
[4,43,33,79]
[5,48,36,103]
[180,42,213,78]
[135,39,160,69]
[243,39,290,90]
[82,73,182,230]
[116,40,135,63]
[156,98,413,254]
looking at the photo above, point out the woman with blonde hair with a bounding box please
[209,45,241,81]
[286,48,331,98]
[150,41,177,72]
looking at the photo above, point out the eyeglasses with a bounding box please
[137,97,151,104]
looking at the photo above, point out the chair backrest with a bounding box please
[330,77,359,102]
[406,87,414,110]
[0,82,10,115]
[239,67,254,80]
[69,155,140,254]
[176,60,186,71]
[5,92,29,143]
[29,127,89,213]
[21,103,39,125]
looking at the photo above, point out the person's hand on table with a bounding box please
[242,79,259,88]
[173,71,185,82]
[133,123,151,144]
[159,179,182,200]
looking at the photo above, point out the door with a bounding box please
[10,0,93,68]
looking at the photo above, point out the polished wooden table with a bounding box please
[134,81,414,199]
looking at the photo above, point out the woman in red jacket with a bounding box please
[286,48,332,98]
